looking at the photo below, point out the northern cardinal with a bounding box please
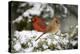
[32,16,47,32]
[35,16,61,41]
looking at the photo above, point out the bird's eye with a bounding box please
[55,20,59,24]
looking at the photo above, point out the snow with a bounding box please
[19,3,27,7]
[62,5,68,14]
[12,28,77,52]
[23,3,43,17]
[14,30,44,44]
[70,40,77,46]
[54,35,60,40]
[23,47,34,52]
[12,16,23,23]
[56,44,62,50]
[38,33,50,39]
[46,5,54,18]
[47,38,52,45]
[12,3,54,25]
[32,40,38,47]
[42,44,48,49]
[13,41,21,51]
[14,31,20,38]
[62,38,69,45]
[14,3,54,20]
[12,25,78,52]
[42,5,54,18]
[52,40,58,45]
[44,49,51,52]
[28,42,32,47]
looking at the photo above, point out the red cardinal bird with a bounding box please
[35,16,61,41]
[32,16,47,32]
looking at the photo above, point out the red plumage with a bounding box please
[32,16,47,32]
